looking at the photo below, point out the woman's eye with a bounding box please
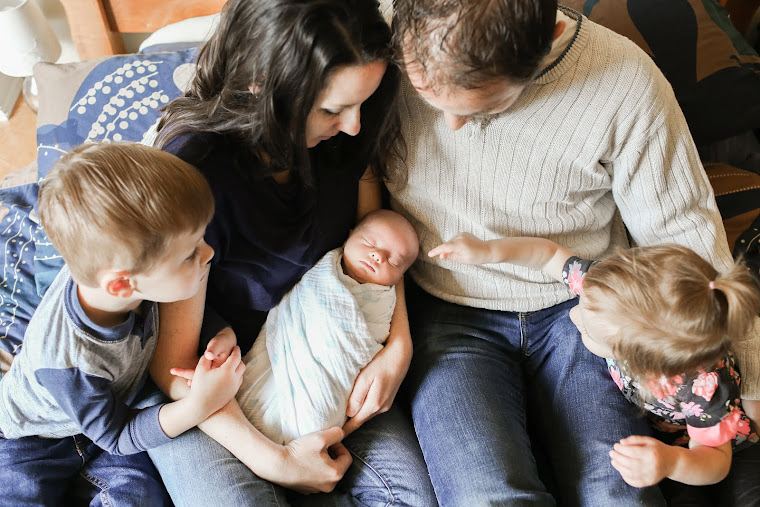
[323,109,341,116]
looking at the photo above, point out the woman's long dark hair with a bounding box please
[156,0,402,184]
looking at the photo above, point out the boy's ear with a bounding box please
[102,270,136,298]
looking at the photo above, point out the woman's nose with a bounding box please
[339,108,361,136]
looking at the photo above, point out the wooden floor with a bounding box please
[0,96,37,183]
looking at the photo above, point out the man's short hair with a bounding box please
[38,142,214,286]
[393,0,558,90]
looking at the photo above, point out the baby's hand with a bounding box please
[187,345,245,417]
[170,327,238,387]
[428,233,491,264]
[204,327,238,368]
[609,435,675,488]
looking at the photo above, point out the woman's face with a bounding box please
[305,60,387,148]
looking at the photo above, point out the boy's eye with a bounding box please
[184,249,199,262]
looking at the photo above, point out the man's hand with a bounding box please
[609,435,675,488]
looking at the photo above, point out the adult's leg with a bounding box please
[0,435,80,506]
[148,427,290,506]
[297,404,436,507]
[79,438,170,507]
[712,442,760,506]
[405,285,553,506]
[523,299,665,506]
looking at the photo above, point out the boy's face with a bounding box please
[342,216,418,286]
[131,227,214,303]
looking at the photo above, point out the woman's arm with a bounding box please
[150,279,351,493]
[342,167,412,435]
[428,233,573,282]
[609,435,732,487]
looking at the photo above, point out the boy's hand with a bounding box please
[187,345,245,417]
[428,233,492,264]
[609,435,675,488]
[170,327,238,386]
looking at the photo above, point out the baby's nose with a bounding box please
[371,251,385,263]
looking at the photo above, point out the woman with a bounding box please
[145,0,435,504]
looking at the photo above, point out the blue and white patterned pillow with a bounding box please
[32,48,198,299]
[0,181,42,356]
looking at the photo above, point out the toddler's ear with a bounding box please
[102,270,135,298]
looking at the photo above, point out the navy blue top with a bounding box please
[164,132,366,353]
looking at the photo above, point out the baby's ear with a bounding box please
[101,270,135,298]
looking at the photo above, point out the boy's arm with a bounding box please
[36,367,171,455]
[609,435,731,487]
[428,233,573,282]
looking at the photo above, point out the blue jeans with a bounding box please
[147,401,436,506]
[661,442,760,506]
[404,283,666,506]
[0,433,169,506]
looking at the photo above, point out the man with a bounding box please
[388,0,760,504]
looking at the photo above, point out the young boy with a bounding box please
[0,142,245,506]
[175,209,419,444]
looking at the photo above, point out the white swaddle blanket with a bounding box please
[237,248,396,444]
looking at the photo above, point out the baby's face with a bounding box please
[342,217,418,286]
[568,294,617,359]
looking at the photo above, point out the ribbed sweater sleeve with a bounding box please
[388,9,760,398]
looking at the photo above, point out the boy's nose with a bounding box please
[200,241,214,265]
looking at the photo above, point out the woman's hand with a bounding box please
[273,427,353,494]
[343,330,411,436]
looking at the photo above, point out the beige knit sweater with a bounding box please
[388,8,760,398]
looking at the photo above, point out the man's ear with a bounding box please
[102,270,136,298]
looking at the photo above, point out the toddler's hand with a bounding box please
[428,233,491,264]
[187,345,245,417]
[609,435,675,488]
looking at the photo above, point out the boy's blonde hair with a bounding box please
[38,142,214,287]
[582,244,760,379]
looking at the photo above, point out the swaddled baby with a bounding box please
[236,209,419,444]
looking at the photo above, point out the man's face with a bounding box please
[404,58,526,131]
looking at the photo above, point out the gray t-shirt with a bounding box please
[0,265,171,454]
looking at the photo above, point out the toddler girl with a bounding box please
[429,234,760,490]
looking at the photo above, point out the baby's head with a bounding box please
[38,142,215,301]
[342,209,419,286]
[569,244,760,379]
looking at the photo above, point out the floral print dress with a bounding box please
[562,256,757,450]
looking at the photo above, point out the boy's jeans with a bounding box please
[404,281,666,506]
[0,433,169,506]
